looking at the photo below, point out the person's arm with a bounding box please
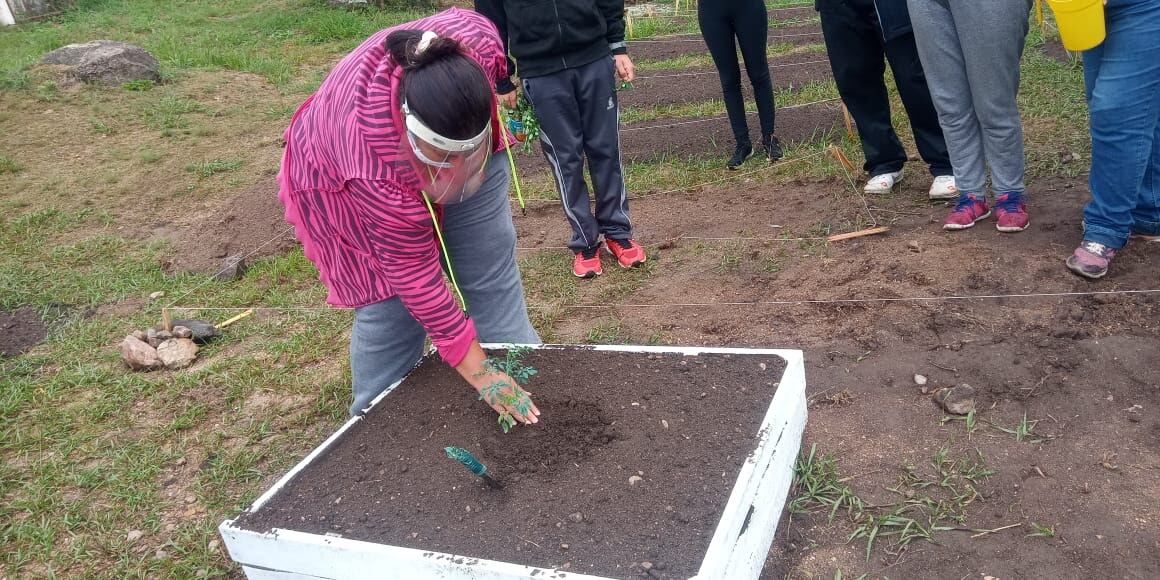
[597,0,635,82]
[346,179,538,424]
[474,0,518,100]
[346,180,476,365]
[598,0,628,55]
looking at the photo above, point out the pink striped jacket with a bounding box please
[278,8,512,367]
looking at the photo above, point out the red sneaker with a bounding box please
[605,238,647,268]
[572,246,602,278]
[943,196,991,231]
[994,193,1030,233]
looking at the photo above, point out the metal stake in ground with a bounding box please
[444,447,504,490]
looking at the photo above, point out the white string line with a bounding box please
[517,234,831,252]
[636,59,830,80]
[634,3,814,19]
[167,289,1160,314]
[622,97,840,132]
[529,289,1160,310]
[632,31,823,44]
[163,225,296,310]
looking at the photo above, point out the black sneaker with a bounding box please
[763,135,783,162]
[727,143,753,170]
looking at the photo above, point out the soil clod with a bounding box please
[934,384,977,415]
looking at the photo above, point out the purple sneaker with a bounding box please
[1066,241,1117,279]
[943,195,991,231]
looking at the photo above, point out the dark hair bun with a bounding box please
[386,29,464,72]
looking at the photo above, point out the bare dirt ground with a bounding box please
[511,174,1160,578]
[631,24,825,62]
[622,52,833,108]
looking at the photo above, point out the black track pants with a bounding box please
[698,0,777,146]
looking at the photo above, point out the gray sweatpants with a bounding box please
[907,0,1032,197]
[348,154,540,416]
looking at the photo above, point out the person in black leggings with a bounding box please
[698,0,782,170]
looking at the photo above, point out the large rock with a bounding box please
[156,338,199,370]
[41,40,160,86]
[121,335,162,370]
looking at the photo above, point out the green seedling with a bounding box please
[849,505,936,561]
[444,447,503,489]
[940,408,979,435]
[507,93,542,154]
[992,413,1045,443]
[789,444,865,522]
[1026,522,1056,538]
[477,347,538,433]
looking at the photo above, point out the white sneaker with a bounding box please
[864,170,903,194]
[928,175,958,200]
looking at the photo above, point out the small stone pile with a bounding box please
[120,320,218,371]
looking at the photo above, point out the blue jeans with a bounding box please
[1082,0,1160,249]
[348,155,541,415]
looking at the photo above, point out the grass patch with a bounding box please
[790,444,1000,561]
[0,0,430,89]
[185,159,243,179]
[0,155,23,174]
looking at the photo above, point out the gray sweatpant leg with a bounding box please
[907,0,1032,196]
[348,154,540,416]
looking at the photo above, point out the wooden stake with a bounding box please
[828,145,858,174]
[218,308,254,329]
[826,226,890,243]
[626,11,635,39]
[840,101,856,139]
[161,308,173,332]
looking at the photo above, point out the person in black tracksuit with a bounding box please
[815,0,954,198]
[475,0,647,279]
[698,0,783,170]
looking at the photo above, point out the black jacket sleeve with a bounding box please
[598,0,628,55]
[474,0,518,93]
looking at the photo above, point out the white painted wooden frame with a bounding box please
[219,345,808,580]
[1,1,16,26]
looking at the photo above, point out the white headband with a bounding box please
[402,101,490,153]
[416,31,439,54]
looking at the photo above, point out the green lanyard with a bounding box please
[421,192,468,313]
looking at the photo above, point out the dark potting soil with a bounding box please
[238,348,788,579]
[0,307,47,357]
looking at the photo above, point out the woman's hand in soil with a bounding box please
[471,373,540,426]
[455,342,540,426]
[614,54,635,83]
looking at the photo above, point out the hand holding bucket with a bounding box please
[1044,0,1106,51]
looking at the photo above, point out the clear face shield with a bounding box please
[403,101,492,205]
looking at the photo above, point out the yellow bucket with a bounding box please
[1044,0,1107,51]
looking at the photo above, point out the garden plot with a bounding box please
[630,24,824,62]
[513,100,842,177]
[224,345,808,580]
[621,53,834,109]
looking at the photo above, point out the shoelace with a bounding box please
[953,195,985,211]
[995,195,1024,212]
[607,239,633,252]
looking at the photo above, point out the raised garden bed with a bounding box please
[221,345,807,579]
